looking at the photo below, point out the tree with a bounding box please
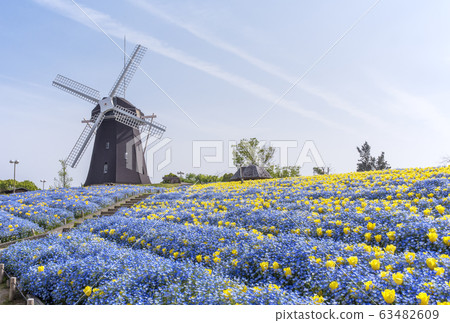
[356,142,390,172]
[267,165,300,178]
[375,152,390,170]
[313,166,331,175]
[232,138,275,167]
[221,173,234,182]
[356,142,376,172]
[0,179,38,192]
[54,159,73,188]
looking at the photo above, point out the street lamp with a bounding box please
[40,179,47,190]
[9,160,19,194]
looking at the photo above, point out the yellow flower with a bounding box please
[223,289,232,298]
[382,289,396,304]
[311,294,324,304]
[260,261,269,272]
[386,231,396,241]
[434,267,445,276]
[66,235,71,239]
[326,230,333,237]
[57,269,63,275]
[385,244,396,254]
[196,255,202,262]
[427,232,438,243]
[392,272,404,285]
[347,256,358,267]
[316,227,323,236]
[272,261,280,270]
[426,258,437,270]
[343,227,350,235]
[406,267,414,274]
[326,260,336,269]
[443,236,450,246]
[213,257,221,264]
[329,281,339,290]
[364,232,372,241]
[283,267,292,277]
[369,259,380,270]
[83,286,92,297]
[405,252,415,264]
[375,234,382,242]
[380,271,390,280]
[435,205,445,215]
[416,292,429,305]
[37,266,44,272]
[364,281,373,291]
[367,222,376,230]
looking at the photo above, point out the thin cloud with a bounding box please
[383,86,450,138]
[32,0,349,132]
[130,0,387,129]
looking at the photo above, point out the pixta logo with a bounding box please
[192,140,325,168]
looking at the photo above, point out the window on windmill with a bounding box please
[104,162,108,174]
[106,142,110,150]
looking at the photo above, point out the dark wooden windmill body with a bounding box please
[52,45,165,186]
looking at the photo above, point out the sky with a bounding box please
[1,0,450,186]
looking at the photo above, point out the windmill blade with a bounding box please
[109,44,147,97]
[112,105,166,139]
[66,112,107,168]
[140,120,166,139]
[53,74,101,105]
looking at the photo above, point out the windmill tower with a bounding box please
[53,44,166,186]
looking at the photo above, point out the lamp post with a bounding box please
[9,160,19,194]
[177,171,184,181]
[40,179,47,190]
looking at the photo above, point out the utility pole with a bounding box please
[239,164,244,184]
[9,160,19,193]
[177,171,184,181]
[40,179,47,190]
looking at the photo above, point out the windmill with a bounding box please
[53,44,166,185]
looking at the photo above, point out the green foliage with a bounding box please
[162,173,180,184]
[221,173,234,182]
[356,142,390,172]
[266,165,300,178]
[0,179,38,192]
[313,166,331,175]
[54,159,73,188]
[232,138,275,167]
[180,172,234,184]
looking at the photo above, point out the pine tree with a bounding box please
[356,141,376,172]
[357,142,390,172]
[375,152,390,170]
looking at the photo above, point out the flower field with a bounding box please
[0,185,154,243]
[1,167,450,305]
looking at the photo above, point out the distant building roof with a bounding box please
[1,187,29,194]
[230,165,272,181]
